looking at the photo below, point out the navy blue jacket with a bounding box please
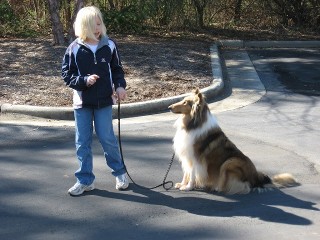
[61,36,126,109]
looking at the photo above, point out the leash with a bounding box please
[116,99,174,190]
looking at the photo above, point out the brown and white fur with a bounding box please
[168,89,298,194]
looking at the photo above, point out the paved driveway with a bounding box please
[0,48,319,240]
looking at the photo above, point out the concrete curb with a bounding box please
[216,40,320,48]
[2,40,319,120]
[0,44,224,120]
[0,104,74,120]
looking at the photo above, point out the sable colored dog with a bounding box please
[168,89,298,194]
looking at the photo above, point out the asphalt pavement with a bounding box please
[0,42,319,240]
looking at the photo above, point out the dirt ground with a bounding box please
[1,29,319,107]
[0,35,213,107]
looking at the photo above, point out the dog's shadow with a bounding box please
[86,185,318,225]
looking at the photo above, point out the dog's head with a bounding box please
[169,88,208,130]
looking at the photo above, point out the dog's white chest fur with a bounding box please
[173,112,219,174]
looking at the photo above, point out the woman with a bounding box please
[61,6,128,196]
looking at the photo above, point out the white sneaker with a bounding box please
[116,173,129,190]
[68,182,94,196]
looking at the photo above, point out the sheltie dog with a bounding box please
[168,89,298,194]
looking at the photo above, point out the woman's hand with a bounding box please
[116,87,127,101]
[86,74,99,86]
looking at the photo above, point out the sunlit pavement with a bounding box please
[0,47,319,240]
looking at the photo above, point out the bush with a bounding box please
[102,5,147,33]
[0,0,17,36]
[0,0,38,37]
[0,0,15,23]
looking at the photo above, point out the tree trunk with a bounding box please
[64,0,72,30]
[47,0,65,45]
[67,0,85,43]
[234,0,242,23]
[108,0,116,10]
[192,0,207,28]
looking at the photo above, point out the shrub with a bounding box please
[102,5,146,33]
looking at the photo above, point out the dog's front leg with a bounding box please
[180,168,195,191]
[175,172,189,189]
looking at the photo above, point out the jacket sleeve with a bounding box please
[61,46,88,91]
[110,43,127,90]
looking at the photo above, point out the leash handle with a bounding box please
[117,99,174,190]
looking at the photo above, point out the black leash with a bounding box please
[117,100,174,190]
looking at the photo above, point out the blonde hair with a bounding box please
[74,6,107,41]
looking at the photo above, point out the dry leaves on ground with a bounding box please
[0,35,213,107]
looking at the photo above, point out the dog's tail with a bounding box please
[256,172,298,191]
[271,173,299,188]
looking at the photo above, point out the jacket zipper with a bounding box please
[93,53,97,64]
[95,51,99,108]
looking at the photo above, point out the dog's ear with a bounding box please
[193,88,200,94]
[192,93,201,114]
[191,101,199,117]
[197,91,204,104]
[191,98,202,126]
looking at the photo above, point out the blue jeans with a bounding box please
[73,106,126,185]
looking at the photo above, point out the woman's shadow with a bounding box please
[86,184,319,225]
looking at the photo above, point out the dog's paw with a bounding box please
[180,184,193,191]
[175,183,183,189]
